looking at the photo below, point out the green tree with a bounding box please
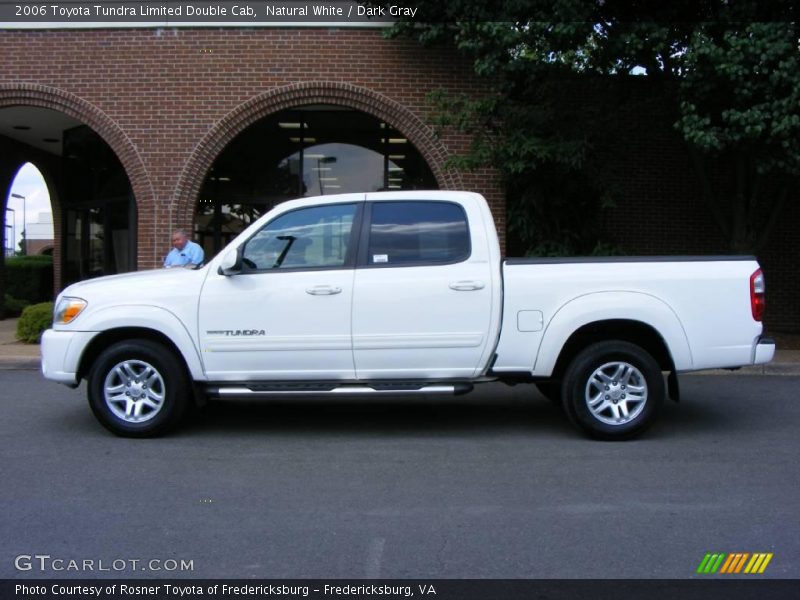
[675,22,800,252]
[16,229,27,256]
[392,12,616,255]
[389,1,799,253]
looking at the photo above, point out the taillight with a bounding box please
[750,268,765,321]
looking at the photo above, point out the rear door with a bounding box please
[351,197,493,379]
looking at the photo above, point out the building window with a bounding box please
[62,125,135,285]
[196,105,437,258]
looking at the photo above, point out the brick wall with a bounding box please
[0,27,505,276]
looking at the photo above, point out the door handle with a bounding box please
[449,280,485,291]
[306,285,342,295]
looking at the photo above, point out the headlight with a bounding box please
[54,297,88,325]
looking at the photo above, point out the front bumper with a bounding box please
[40,329,99,386]
[753,337,776,365]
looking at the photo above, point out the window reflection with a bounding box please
[243,203,356,270]
[368,202,470,265]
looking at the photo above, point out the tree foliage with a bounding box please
[388,1,799,253]
[676,21,799,251]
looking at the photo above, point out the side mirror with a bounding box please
[217,246,243,276]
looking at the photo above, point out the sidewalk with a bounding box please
[0,317,42,369]
[1,317,799,374]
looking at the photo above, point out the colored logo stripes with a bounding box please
[697,552,773,574]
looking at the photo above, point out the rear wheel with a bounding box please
[88,339,190,437]
[562,341,664,440]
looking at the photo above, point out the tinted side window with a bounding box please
[242,203,356,270]
[367,201,470,266]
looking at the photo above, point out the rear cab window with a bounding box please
[364,201,470,267]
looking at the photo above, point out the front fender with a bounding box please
[73,305,205,380]
[532,291,693,376]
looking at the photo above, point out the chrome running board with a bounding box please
[206,382,473,398]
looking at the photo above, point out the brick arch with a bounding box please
[174,81,462,226]
[0,82,151,231]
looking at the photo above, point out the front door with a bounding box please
[198,202,361,381]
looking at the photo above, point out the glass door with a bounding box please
[63,198,133,286]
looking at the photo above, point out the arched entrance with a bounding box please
[1,109,135,287]
[195,104,439,257]
[0,86,145,299]
[175,82,461,257]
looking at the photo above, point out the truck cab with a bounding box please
[199,191,502,381]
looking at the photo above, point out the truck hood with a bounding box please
[60,267,208,306]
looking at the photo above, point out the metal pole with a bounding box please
[4,207,15,257]
[11,193,26,255]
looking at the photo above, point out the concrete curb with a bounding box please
[0,357,40,370]
[694,363,800,376]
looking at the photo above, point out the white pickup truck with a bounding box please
[41,191,775,439]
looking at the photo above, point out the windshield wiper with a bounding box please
[273,235,297,268]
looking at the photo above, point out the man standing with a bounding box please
[163,229,204,268]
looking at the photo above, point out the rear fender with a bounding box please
[533,292,693,376]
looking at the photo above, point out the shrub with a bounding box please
[3,294,31,318]
[5,255,54,303]
[16,302,54,344]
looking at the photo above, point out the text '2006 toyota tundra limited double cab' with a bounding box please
[41,191,775,439]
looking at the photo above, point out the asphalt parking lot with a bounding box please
[1,369,798,579]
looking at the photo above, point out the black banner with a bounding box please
[3,580,800,600]
[0,1,402,25]
[2,0,796,27]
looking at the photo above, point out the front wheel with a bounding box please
[87,339,190,437]
[562,341,664,440]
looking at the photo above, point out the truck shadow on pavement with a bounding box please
[180,386,742,440]
[184,391,573,438]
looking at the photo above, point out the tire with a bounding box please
[535,381,562,406]
[87,339,191,437]
[562,341,664,440]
